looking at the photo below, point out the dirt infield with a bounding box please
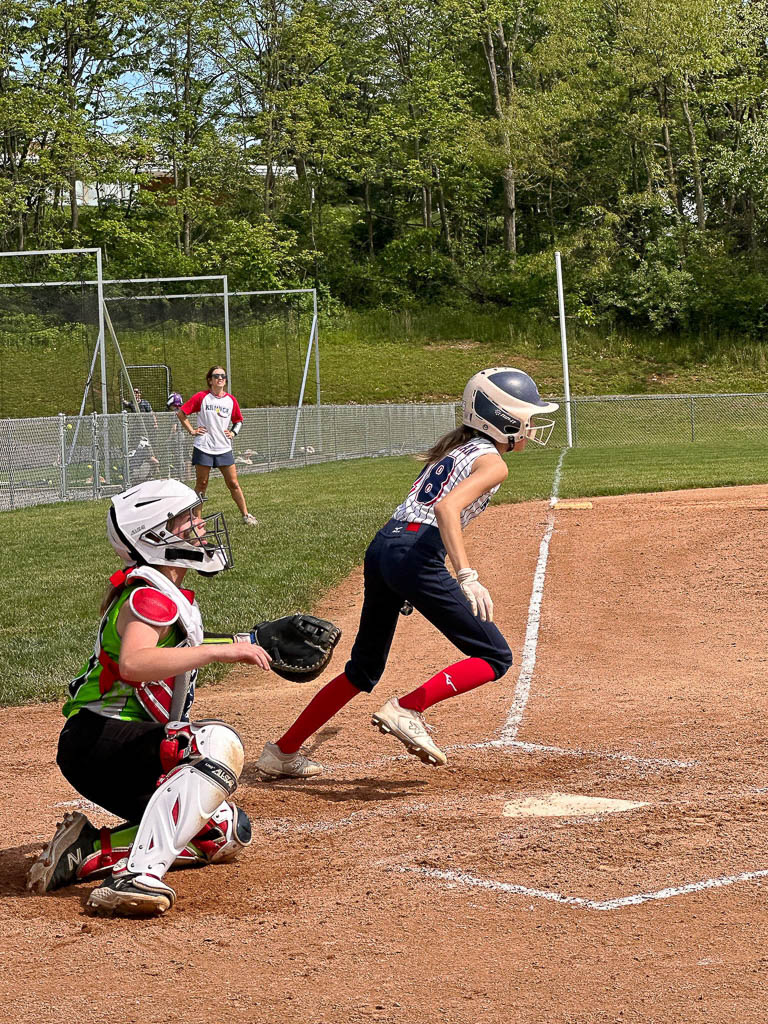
[4,484,768,1023]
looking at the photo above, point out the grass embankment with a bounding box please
[3,439,767,708]
[320,308,768,403]
[6,304,768,419]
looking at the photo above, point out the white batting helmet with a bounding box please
[462,367,559,446]
[107,479,232,575]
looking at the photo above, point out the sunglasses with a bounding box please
[211,373,227,379]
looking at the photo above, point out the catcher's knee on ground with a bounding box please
[127,720,245,880]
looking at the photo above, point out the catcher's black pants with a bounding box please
[344,519,513,693]
[57,709,165,824]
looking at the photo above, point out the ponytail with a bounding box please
[99,565,136,616]
[420,425,484,465]
[100,581,127,616]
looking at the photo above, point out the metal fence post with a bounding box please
[91,412,100,498]
[58,413,67,500]
[122,410,131,487]
[388,405,393,455]
[690,396,696,442]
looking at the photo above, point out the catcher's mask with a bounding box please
[463,367,558,447]
[108,479,232,575]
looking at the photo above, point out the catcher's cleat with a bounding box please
[27,812,100,893]
[256,741,323,780]
[86,869,176,917]
[371,697,447,767]
[242,513,259,526]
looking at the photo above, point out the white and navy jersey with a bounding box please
[392,436,502,529]
[181,391,243,455]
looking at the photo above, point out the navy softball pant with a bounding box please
[344,519,513,693]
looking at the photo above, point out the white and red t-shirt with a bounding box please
[181,391,243,455]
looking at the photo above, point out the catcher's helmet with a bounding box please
[107,479,232,575]
[166,391,183,409]
[462,367,559,447]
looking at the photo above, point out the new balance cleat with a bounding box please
[27,812,100,893]
[256,741,322,780]
[371,697,447,766]
[86,869,176,917]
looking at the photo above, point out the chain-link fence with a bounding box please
[0,403,457,511]
[3,392,767,512]
[560,392,768,448]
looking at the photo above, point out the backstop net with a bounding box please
[103,279,318,413]
[0,249,104,420]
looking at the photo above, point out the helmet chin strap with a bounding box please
[164,547,206,563]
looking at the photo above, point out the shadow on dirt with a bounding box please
[241,768,427,803]
[0,843,47,897]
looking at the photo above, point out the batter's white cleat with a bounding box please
[371,697,447,766]
[242,513,259,526]
[86,868,176,917]
[256,741,322,780]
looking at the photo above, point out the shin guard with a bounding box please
[127,721,244,879]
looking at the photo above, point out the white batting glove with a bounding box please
[457,568,494,622]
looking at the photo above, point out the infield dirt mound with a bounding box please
[3,485,768,1023]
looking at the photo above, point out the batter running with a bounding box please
[256,367,558,778]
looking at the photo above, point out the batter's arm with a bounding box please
[433,454,507,575]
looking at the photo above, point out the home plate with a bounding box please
[502,792,646,818]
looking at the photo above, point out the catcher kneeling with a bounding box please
[27,479,339,917]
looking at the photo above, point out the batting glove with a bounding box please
[457,568,494,622]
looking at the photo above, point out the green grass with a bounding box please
[560,439,768,497]
[2,440,767,709]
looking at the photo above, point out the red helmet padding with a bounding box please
[129,586,180,628]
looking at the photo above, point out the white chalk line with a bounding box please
[394,864,768,911]
[501,448,567,743]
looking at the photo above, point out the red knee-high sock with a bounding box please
[277,673,360,754]
[398,657,496,714]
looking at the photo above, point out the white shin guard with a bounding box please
[128,721,244,879]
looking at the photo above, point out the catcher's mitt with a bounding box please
[253,614,341,683]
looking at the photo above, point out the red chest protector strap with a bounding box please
[97,649,121,696]
[98,646,175,721]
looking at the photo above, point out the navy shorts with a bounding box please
[345,519,513,693]
[192,447,235,468]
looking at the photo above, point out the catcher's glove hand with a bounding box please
[251,614,341,683]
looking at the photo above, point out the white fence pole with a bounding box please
[223,275,232,388]
[555,251,573,448]
[313,288,320,407]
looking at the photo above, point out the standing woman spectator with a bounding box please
[176,366,258,526]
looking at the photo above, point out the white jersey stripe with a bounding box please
[392,436,501,529]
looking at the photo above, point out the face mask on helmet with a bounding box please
[462,367,559,447]
[107,480,232,575]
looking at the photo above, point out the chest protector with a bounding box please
[102,566,204,724]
